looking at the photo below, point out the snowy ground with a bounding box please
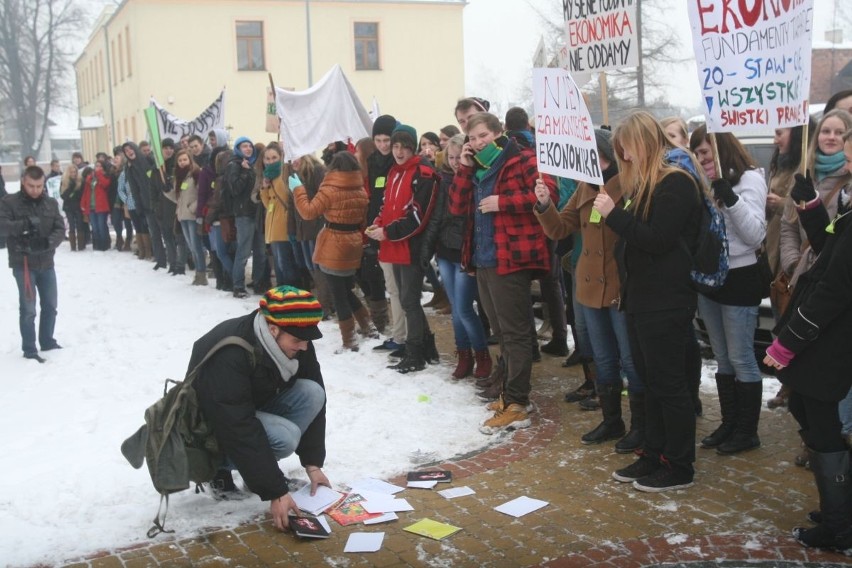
[0,244,502,567]
[0,221,783,567]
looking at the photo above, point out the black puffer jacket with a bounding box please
[122,142,157,215]
[421,167,466,264]
[191,312,326,501]
[0,189,66,270]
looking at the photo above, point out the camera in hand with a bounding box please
[14,218,45,255]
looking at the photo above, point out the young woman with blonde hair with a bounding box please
[592,111,702,492]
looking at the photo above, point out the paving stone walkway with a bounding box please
[57,315,850,568]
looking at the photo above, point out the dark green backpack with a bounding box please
[121,336,255,537]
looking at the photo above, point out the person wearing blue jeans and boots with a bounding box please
[193,286,330,531]
[225,137,258,298]
[0,166,66,362]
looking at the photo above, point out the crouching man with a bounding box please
[192,285,330,531]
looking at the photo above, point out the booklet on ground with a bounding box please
[403,518,462,540]
[290,484,344,516]
[406,470,452,483]
[327,493,382,526]
[288,515,330,539]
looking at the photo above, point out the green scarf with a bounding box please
[474,141,504,182]
[815,150,847,182]
[264,161,282,180]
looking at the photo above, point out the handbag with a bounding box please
[770,271,792,316]
[220,216,237,243]
[755,248,772,299]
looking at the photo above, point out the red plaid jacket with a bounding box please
[448,142,556,275]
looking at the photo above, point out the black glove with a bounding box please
[420,252,433,273]
[791,171,817,204]
[711,178,738,208]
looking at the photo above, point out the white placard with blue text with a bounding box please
[532,68,603,185]
[687,0,813,132]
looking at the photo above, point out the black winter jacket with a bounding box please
[0,190,66,269]
[604,170,702,313]
[224,155,257,218]
[192,312,326,501]
[365,151,395,252]
[776,196,852,401]
[421,167,466,264]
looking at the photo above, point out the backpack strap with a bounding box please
[185,336,255,384]
[147,495,172,538]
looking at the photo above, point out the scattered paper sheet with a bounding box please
[407,480,438,489]
[362,498,414,513]
[290,485,344,515]
[363,512,398,525]
[344,532,384,552]
[317,514,332,533]
[494,496,549,517]
[349,478,405,495]
[438,486,476,499]
[403,518,462,540]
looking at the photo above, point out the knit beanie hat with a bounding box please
[594,128,615,164]
[259,285,323,340]
[391,124,418,152]
[372,114,398,138]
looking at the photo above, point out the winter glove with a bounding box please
[25,215,40,235]
[195,217,204,225]
[711,178,738,208]
[288,174,303,191]
[420,251,433,273]
[791,171,817,204]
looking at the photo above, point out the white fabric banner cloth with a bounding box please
[150,90,225,141]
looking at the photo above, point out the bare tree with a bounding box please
[0,0,84,160]
[525,0,687,107]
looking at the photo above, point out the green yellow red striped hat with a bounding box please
[259,285,323,340]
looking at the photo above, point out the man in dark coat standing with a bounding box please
[192,285,330,531]
[0,166,66,362]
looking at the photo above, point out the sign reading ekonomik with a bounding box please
[687,0,814,132]
[562,0,639,74]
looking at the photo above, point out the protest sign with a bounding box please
[276,64,372,161]
[563,0,638,74]
[687,0,813,132]
[150,90,226,142]
[533,68,603,185]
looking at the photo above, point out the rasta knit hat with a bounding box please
[372,114,398,138]
[259,285,324,341]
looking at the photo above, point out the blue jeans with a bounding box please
[12,266,58,355]
[232,216,255,289]
[839,387,852,435]
[270,241,299,286]
[569,266,593,359]
[581,304,642,393]
[255,379,326,461]
[180,220,207,272]
[293,239,317,271]
[697,295,761,383]
[438,257,487,351]
[209,224,234,276]
[89,211,109,251]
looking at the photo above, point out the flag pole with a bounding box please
[599,72,609,126]
[709,132,722,180]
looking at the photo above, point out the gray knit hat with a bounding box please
[595,128,615,164]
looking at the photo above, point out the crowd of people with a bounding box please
[5,88,852,555]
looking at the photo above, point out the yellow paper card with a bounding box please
[589,209,602,224]
[375,176,386,189]
[403,518,462,541]
[180,182,188,190]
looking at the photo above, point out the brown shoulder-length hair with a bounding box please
[613,111,696,220]
[689,124,756,186]
[174,149,200,176]
[294,153,325,189]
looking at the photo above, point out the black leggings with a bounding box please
[788,390,846,453]
[326,274,364,321]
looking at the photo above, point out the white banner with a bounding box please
[563,0,638,74]
[276,65,373,161]
[150,90,226,141]
[687,0,814,132]
[532,68,603,185]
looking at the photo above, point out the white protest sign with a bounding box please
[533,68,602,185]
[563,0,638,74]
[687,0,813,132]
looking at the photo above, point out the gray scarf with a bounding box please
[253,312,300,382]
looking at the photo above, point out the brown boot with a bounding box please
[452,349,474,379]
[353,306,379,339]
[368,299,388,334]
[311,269,335,320]
[476,355,504,389]
[767,384,790,409]
[122,235,133,252]
[423,285,448,309]
[192,271,208,286]
[337,317,358,352]
[68,228,77,251]
[473,349,493,379]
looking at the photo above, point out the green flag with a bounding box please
[143,106,164,168]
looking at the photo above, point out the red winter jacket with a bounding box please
[374,155,437,265]
[80,169,112,214]
[448,142,556,275]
